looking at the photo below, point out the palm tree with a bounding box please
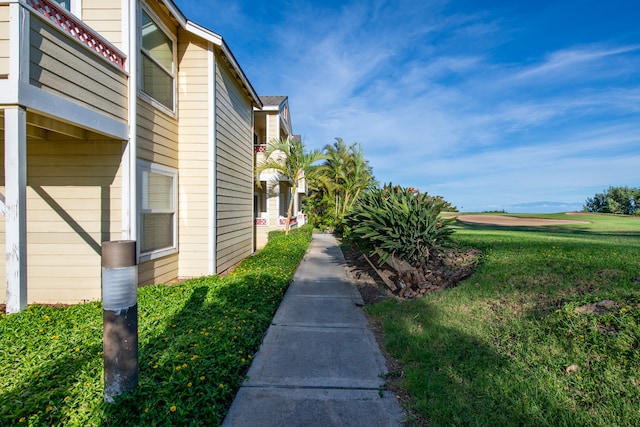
[321,138,376,221]
[323,138,355,219]
[255,138,325,235]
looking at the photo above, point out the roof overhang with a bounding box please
[159,0,262,109]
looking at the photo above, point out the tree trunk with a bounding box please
[285,185,296,235]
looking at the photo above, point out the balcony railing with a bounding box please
[254,144,267,153]
[26,0,126,70]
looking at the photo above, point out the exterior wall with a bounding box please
[215,51,253,272]
[81,0,123,50]
[267,112,279,143]
[29,16,128,123]
[0,4,9,77]
[177,30,210,278]
[135,3,179,286]
[255,180,281,249]
[0,128,123,304]
[136,101,179,285]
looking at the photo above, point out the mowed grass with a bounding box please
[0,225,313,426]
[368,213,640,426]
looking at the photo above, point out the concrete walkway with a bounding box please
[222,233,405,427]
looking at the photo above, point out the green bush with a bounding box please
[0,225,313,426]
[344,184,454,266]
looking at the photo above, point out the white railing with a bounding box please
[26,0,126,70]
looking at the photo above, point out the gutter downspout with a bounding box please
[208,45,217,274]
[127,0,138,248]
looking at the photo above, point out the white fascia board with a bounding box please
[185,21,262,108]
[159,0,187,27]
[17,83,128,140]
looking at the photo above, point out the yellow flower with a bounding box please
[175,366,181,371]
[219,383,224,389]
[182,363,187,368]
[153,365,158,369]
[19,417,26,423]
[64,396,70,402]
[187,382,193,387]
[46,405,53,412]
[199,376,205,381]
[241,358,246,363]
[170,405,177,412]
[144,408,149,413]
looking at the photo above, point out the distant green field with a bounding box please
[369,213,640,426]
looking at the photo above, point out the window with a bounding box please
[138,160,177,259]
[52,0,70,10]
[140,8,175,111]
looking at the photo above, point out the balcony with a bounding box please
[0,0,128,135]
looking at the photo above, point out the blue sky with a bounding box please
[176,0,640,213]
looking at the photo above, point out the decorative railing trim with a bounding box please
[26,0,127,70]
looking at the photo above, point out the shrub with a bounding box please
[0,225,313,426]
[344,184,454,267]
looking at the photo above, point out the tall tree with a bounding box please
[256,138,325,234]
[319,138,376,223]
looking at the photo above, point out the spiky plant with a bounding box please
[344,184,455,267]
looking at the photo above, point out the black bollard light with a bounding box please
[101,240,138,403]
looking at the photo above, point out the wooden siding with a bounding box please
[29,16,128,122]
[136,100,179,167]
[0,131,123,304]
[214,53,253,273]
[138,253,178,286]
[81,0,123,50]
[134,3,180,286]
[0,4,9,77]
[135,100,179,284]
[177,31,210,278]
[268,112,279,142]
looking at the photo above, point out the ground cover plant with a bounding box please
[0,225,313,426]
[367,213,640,426]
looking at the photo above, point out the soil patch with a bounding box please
[456,214,590,227]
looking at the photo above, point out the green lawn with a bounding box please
[0,225,313,426]
[369,213,640,426]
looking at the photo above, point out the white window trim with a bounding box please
[138,3,177,116]
[51,0,82,17]
[70,0,82,18]
[137,159,178,262]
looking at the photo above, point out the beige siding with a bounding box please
[138,253,178,286]
[29,16,128,122]
[267,112,279,142]
[81,0,123,50]
[215,54,253,272]
[177,32,210,278]
[0,5,9,77]
[0,130,123,305]
[135,101,179,283]
[136,101,179,167]
[134,5,180,286]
